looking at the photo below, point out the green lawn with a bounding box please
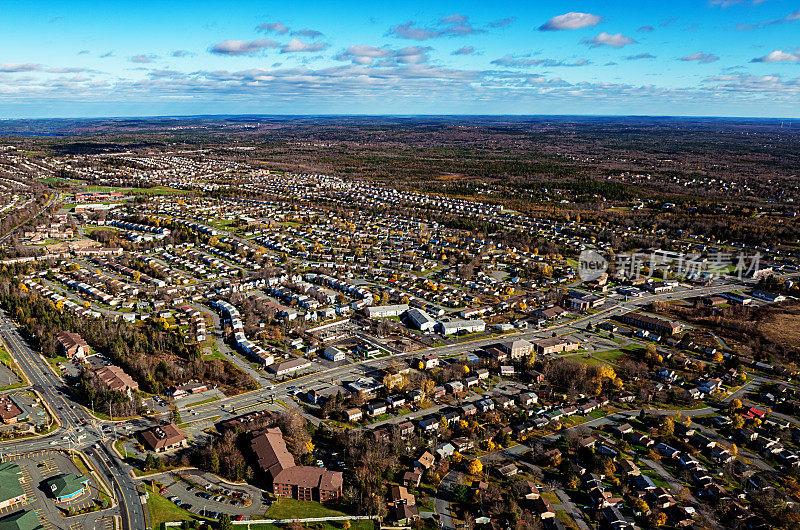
[641,468,670,489]
[0,345,25,390]
[145,484,201,528]
[83,185,188,196]
[265,498,348,519]
[247,522,372,530]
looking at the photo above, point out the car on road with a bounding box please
[50,441,58,445]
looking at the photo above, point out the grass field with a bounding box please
[83,185,188,195]
[0,344,25,390]
[145,483,201,528]
[265,498,348,519]
[246,522,373,530]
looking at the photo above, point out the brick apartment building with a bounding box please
[251,427,343,502]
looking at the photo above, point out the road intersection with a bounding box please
[0,276,756,530]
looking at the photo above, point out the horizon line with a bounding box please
[1,113,799,122]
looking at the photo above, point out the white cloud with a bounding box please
[681,52,720,64]
[625,53,656,60]
[46,67,89,73]
[257,22,289,35]
[130,54,158,64]
[291,29,323,38]
[389,22,441,40]
[0,63,41,72]
[441,14,468,24]
[491,55,590,67]
[210,39,280,55]
[737,7,800,30]
[280,38,329,53]
[452,46,477,56]
[335,45,430,65]
[582,32,636,48]
[751,50,800,63]
[394,46,430,64]
[389,16,484,40]
[488,17,515,28]
[711,0,769,7]
[540,12,602,31]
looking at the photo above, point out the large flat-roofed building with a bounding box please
[0,395,23,425]
[365,304,409,319]
[0,510,44,530]
[251,427,343,502]
[138,423,187,453]
[269,357,312,377]
[45,473,90,502]
[532,337,580,356]
[437,319,485,336]
[619,312,681,336]
[0,462,26,510]
[405,308,436,332]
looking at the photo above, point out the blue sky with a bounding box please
[1,0,799,117]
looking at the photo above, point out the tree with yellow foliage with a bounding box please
[633,499,650,514]
[468,459,483,475]
[597,364,616,381]
[651,512,667,527]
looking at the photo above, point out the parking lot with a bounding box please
[0,362,20,388]
[157,470,268,520]
[1,450,110,530]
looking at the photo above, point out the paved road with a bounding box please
[0,192,57,244]
[181,280,744,432]
[0,313,147,530]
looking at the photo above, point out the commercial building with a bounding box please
[365,304,409,319]
[45,473,90,502]
[269,357,312,377]
[532,337,580,356]
[0,462,26,510]
[0,510,43,530]
[436,319,486,336]
[405,308,436,332]
[322,346,346,362]
[0,395,23,425]
[138,423,187,453]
